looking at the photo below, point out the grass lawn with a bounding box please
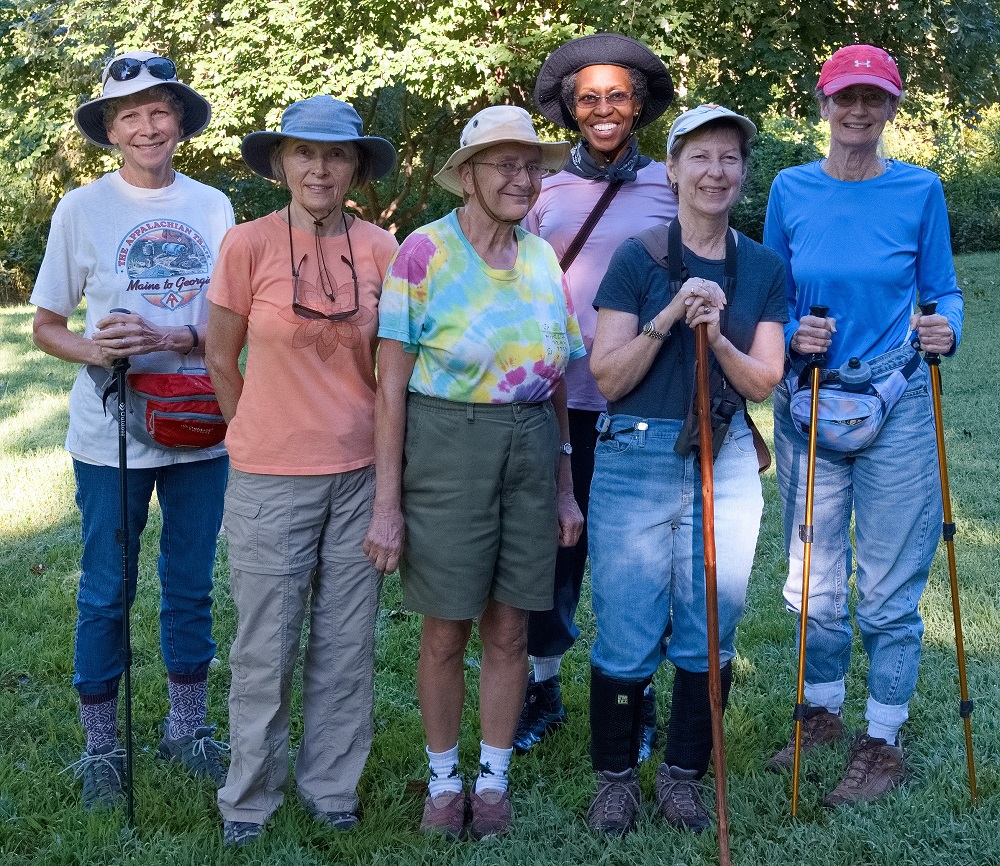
[1,253,999,865]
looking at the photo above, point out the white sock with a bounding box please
[866,721,901,744]
[530,654,562,683]
[426,744,462,798]
[474,741,512,795]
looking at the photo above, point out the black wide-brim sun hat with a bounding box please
[241,95,396,182]
[534,32,674,132]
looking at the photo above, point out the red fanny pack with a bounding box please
[125,373,227,450]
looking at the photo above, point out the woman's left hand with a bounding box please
[557,492,584,548]
[93,310,175,359]
[909,311,955,355]
[682,277,725,342]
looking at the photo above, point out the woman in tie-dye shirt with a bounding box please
[363,106,584,840]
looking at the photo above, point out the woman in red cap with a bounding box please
[764,45,963,806]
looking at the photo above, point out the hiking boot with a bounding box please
[638,686,658,762]
[823,734,905,807]
[420,788,467,839]
[586,767,641,836]
[469,788,512,840]
[306,806,359,830]
[223,820,264,847]
[655,764,712,833]
[768,707,844,772]
[66,744,127,810]
[513,675,567,754]
[157,722,229,786]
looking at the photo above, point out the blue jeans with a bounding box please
[72,456,227,696]
[773,347,941,716]
[589,412,763,679]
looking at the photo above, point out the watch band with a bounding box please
[642,320,667,341]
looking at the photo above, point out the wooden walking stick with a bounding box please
[695,322,731,866]
[790,304,828,817]
[919,301,978,803]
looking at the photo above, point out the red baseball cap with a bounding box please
[817,45,902,97]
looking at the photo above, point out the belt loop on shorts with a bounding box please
[467,404,474,423]
[637,421,648,448]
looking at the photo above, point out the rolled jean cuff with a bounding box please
[803,679,846,712]
[865,696,909,730]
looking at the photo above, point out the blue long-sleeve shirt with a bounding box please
[763,159,963,368]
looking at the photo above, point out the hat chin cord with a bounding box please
[470,170,522,227]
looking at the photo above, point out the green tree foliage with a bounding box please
[2,0,1000,299]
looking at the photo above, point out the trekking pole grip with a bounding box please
[918,301,940,362]
[806,305,830,369]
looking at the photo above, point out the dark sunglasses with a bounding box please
[292,254,361,322]
[103,56,177,85]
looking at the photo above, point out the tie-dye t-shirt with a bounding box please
[378,210,586,404]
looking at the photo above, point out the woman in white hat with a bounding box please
[517,31,678,761]
[30,50,234,811]
[205,95,398,847]
[363,105,584,840]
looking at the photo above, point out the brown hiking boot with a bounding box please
[586,768,641,836]
[768,707,844,772]
[823,734,905,807]
[655,764,712,833]
[420,788,467,839]
[469,788,512,840]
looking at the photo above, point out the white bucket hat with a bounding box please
[74,50,211,148]
[434,106,570,196]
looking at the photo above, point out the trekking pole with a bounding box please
[695,323,730,866]
[790,304,828,817]
[917,301,978,803]
[110,309,135,825]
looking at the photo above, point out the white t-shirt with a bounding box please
[30,170,235,467]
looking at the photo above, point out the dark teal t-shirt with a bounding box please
[593,231,788,419]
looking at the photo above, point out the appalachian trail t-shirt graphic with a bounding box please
[117,219,213,311]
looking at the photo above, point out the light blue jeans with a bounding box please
[72,456,227,697]
[589,413,763,680]
[774,346,941,724]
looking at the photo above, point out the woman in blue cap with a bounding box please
[206,95,397,847]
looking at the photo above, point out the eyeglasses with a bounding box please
[292,254,360,322]
[829,89,891,107]
[104,56,178,85]
[471,161,554,180]
[574,91,634,109]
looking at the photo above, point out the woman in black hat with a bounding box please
[516,32,677,757]
[206,95,398,847]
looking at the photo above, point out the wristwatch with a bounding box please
[560,442,573,456]
[642,320,667,341]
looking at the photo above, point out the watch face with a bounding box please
[560,442,573,455]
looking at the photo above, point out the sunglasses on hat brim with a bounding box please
[102,56,177,85]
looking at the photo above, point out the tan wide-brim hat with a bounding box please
[434,105,570,197]
[74,50,211,148]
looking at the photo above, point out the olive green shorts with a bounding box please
[400,393,560,620]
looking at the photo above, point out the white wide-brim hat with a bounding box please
[434,105,570,197]
[74,50,211,148]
